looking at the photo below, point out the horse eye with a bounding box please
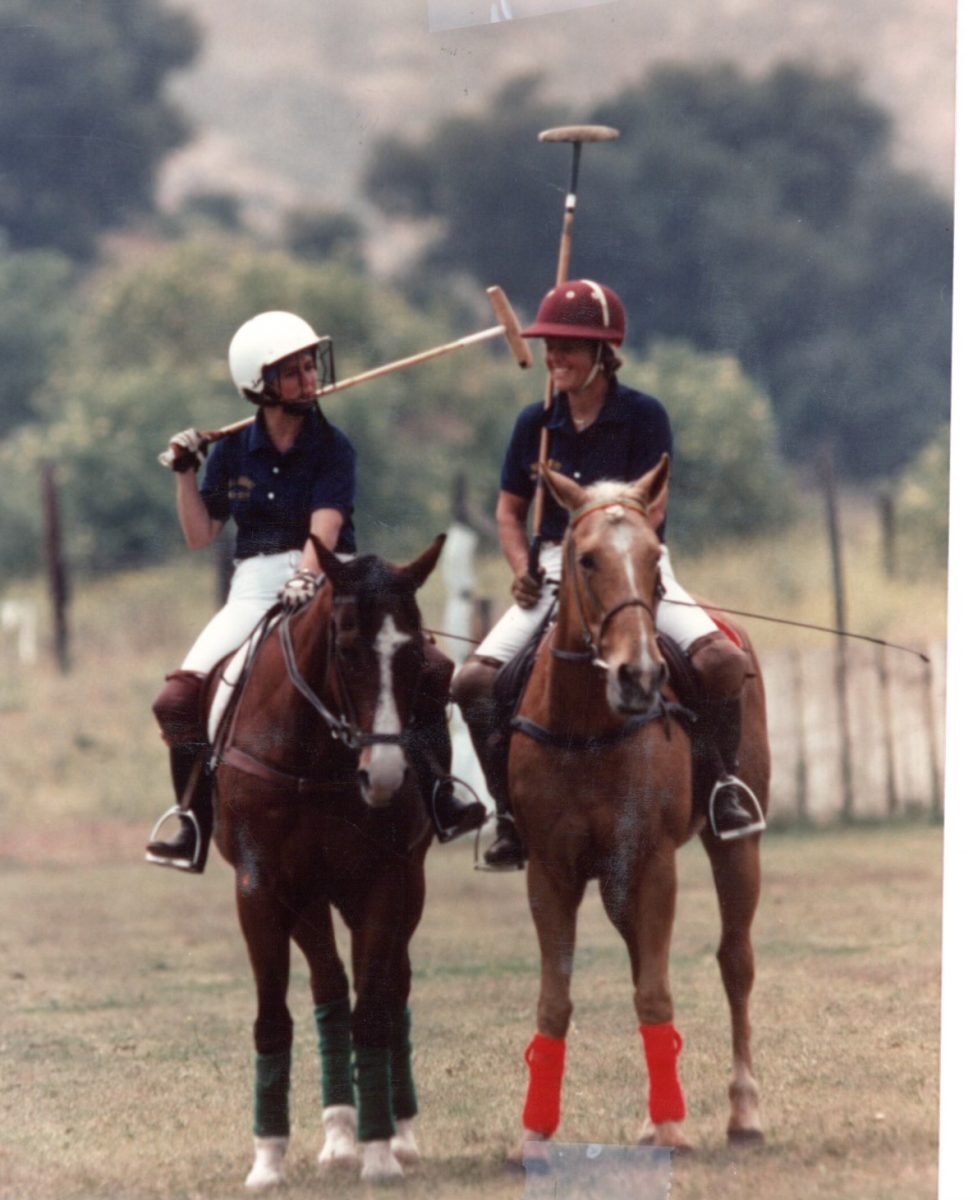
[578,552,597,571]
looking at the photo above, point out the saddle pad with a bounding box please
[207,617,281,743]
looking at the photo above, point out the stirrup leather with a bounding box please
[144,804,204,871]
[708,775,766,842]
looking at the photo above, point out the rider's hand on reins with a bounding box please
[158,427,208,473]
[512,568,545,609]
[279,568,322,610]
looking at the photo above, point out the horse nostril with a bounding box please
[357,769,370,802]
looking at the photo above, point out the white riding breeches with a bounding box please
[180,550,303,675]
[474,542,719,666]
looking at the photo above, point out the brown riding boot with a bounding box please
[146,671,214,873]
[689,635,764,841]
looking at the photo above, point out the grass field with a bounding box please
[0,498,946,1197]
[0,823,942,1200]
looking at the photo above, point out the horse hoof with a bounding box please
[361,1139,405,1183]
[391,1117,421,1166]
[728,1126,766,1148]
[319,1104,358,1170]
[245,1136,288,1191]
[508,1131,552,1173]
[637,1120,693,1154]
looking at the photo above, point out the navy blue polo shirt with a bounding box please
[200,407,357,557]
[500,382,673,542]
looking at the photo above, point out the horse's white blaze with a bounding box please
[245,1136,288,1191]
[361,1139,405,1182]
[609,520,653,677]
[361,615,410,805]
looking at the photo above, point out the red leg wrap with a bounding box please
[640,1022,687,1124]
[522,1033,566,1136]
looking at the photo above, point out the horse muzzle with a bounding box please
[357,743,407,807]
[608,658,668,715]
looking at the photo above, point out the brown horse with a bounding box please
[509,457,769,1157]
[206,537,445,1188]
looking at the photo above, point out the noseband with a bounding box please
[553,496,662,670]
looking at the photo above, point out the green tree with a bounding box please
[0,0,199,259]
[624,340,795,551]
[894,424,949,568]
[0,241,76,435]
[364,64,952,480]
[0,239,533,576]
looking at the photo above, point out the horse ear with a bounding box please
[631,454,670,524]
[402,533,447,591]
[310,534,349,585]
[539,463,587,513]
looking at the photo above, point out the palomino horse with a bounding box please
[509,457,769,1156]
[208,537,445,1188]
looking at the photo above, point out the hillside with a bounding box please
[159,0,957,239]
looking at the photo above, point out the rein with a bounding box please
[278,602,415,752]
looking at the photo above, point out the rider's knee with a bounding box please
[153,670,206,745]
[450,656,501,714]
[689,633,747,701]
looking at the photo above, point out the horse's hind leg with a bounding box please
[291,896,358,1171]
[236,887,298,1190]
[701,831,765,1145]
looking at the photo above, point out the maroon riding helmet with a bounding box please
[522,279,627,346]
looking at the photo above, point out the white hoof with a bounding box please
[361,1139,405,1183]
[318,1104,358,1170]
[245,1135,288,1191]
[391,1117,420,1166]
[519,1130,552,1170]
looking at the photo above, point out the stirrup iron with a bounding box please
[708,775,766,842]
[144,804,204,872]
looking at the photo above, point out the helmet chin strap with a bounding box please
[579,342,604,391]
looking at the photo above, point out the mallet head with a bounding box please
[486,286,533,369]
[538,125,620,144]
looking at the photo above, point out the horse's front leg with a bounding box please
[347,871,411,1183]
[701,829,765,1145]
[236,881,298,1192]
[290,894,359,1173]
[611,845,692,1152]
[519,860,586,1161]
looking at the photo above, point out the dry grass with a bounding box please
[0,824,941,1200]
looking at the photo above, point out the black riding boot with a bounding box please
[696,698,764,841]
[408,708,487,844]
[145,744,214,873]
[472,715,525,868]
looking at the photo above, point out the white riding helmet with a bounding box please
[228,311,321,399]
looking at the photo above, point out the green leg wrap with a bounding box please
[389,1007,419,1121]
[253,1049,291,1138]
[354,1042,394,1142]
[314,999,355,1109]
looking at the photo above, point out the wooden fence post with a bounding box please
[818,447,854,821]
[876,643,898,817]
[41,461,70,674]
[922,646,943,821]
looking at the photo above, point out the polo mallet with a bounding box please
[527,124,620,579]
[160,287,531,464]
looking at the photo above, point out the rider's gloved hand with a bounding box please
[279,568,322,610]
[511,568,544,609]
[159,428,208,473]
